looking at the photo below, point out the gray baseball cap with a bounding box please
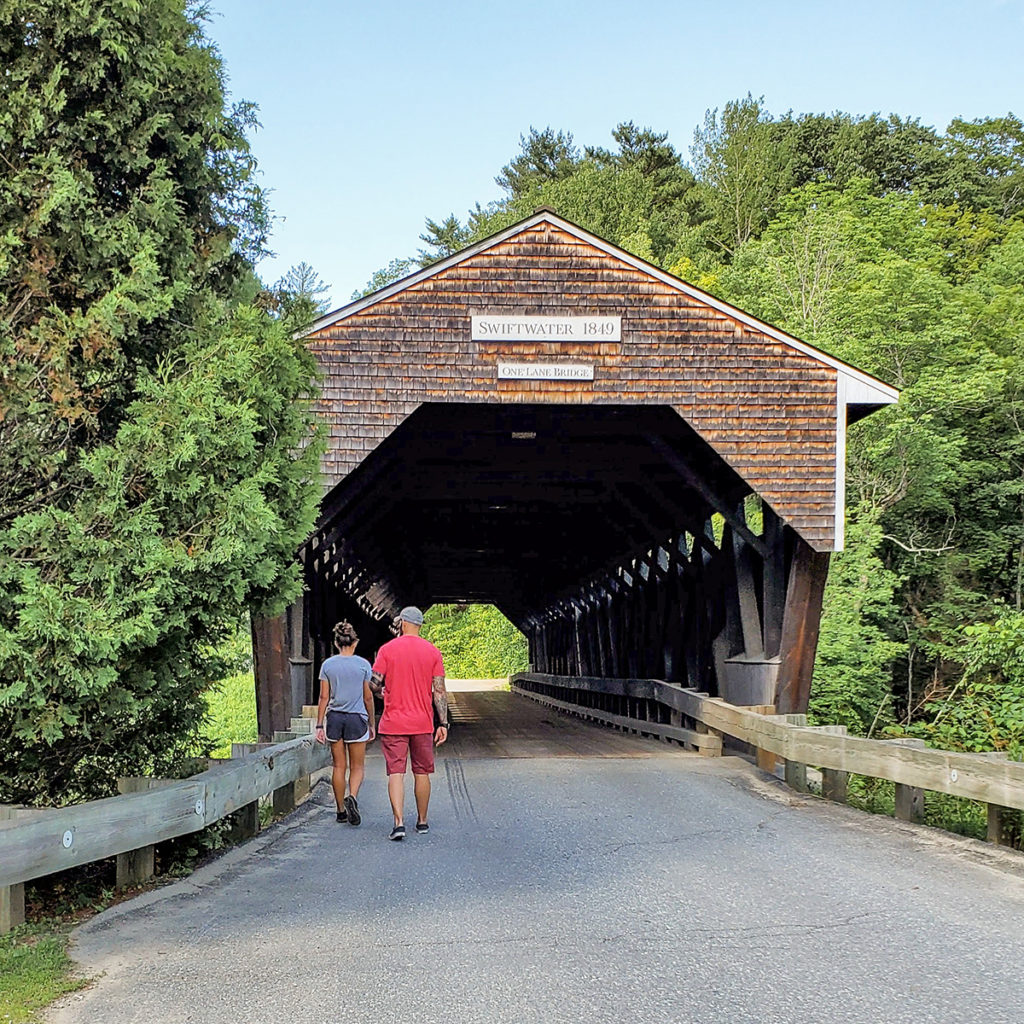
[398,606,425,625]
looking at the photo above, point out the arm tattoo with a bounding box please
[432,675,448,726]
[369,671,385,696]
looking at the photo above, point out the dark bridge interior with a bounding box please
[291,402,827,717]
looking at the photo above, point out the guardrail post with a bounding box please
[0,807,26,933]
[694,721,723,757]
[987,804,1018,847]
[222,746,263,841]
[883,739,927,824]
[273,780,297,816]
[739,705,777,772]
[115,778,175,888]
[894,784,925,824]
[782,714,808,792]
[822,768,848,803]
[228,801,260,842]
[784,759,809,793]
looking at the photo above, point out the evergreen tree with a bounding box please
[272,261,332,325]
[0,1,322,803]
[418,214,472,267]
[495,127,580,197]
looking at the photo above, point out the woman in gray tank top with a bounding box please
[314,621,376,824]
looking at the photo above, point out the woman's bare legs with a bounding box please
[330,738,348,811]
[346,741,366,800]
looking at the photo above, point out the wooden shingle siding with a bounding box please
[306,221,841,550]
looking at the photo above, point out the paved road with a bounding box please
[50,691,1024,1024]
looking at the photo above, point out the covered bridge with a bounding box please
[253,210,897,737]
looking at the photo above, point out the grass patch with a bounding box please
[204,671,257,758]
[0,926,88,1023]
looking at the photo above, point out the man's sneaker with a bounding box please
[415,821,429,834]
[389,824,406,841]
[344,794,361,827]
[335,809,347,823]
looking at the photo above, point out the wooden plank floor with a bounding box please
[436,688,693,759]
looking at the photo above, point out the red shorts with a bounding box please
[381,733,435,775]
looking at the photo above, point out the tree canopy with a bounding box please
[0,1,323,803]
[371,101,1024,749]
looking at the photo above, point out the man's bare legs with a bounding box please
[388,772,405,825]
[387,771,430,828]
[414,773,430,825]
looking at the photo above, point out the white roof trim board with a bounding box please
[304,210,900,406]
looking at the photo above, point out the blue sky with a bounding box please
[206,0,1024,307]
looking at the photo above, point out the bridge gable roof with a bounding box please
[303,211,898,551]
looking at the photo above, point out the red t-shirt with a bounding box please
[373,635,444,735]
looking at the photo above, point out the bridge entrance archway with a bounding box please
[253,211,897,738]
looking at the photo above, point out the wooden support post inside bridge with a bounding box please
[252,210,898,738]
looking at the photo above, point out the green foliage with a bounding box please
[0,0,268,519]
[911,610,1024,759]
[0,2,322,805]
[157,819,232,876]
[353,257,414,299]
[270,261,331,325]
[690,94,795,253]
[0,927,87,1023]
[423,604,528,678]
[0,307,322,803]
[203,671,258,758]
[923,794,989,842]
[845,775,895,817]
[418,214,472,267]
[496,127,581,197]
[810,511,904,733]
[946,114,1024,220]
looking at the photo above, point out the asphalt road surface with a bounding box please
[50,690,1024,1024]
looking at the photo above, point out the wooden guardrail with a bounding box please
[511,672,1024,847]
[0,730,330,933]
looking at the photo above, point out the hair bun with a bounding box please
[333,620,359,646]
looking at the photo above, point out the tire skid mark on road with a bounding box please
[444,758,478,822]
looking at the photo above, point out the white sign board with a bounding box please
[472,315,620,342]
[497,362,595,381]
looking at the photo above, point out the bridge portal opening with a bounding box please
[421,604,528,681]
[260,400,824,737]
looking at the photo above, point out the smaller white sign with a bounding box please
[498,362,595,381]
[473,315,620,341]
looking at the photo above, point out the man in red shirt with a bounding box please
[370,606,448,840]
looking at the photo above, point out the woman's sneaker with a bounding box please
[415,821,429,834]
[389,824,406,841]
[344,795,361,826]
[335,809,347,823]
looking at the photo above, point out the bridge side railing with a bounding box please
[0,731,330,933]
[511,672,1024,844]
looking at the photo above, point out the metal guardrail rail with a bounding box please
[511,672,1024,842]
